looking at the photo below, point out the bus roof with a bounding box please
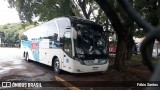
[24,16,102,35]
[68,16,102,27]
[54,16,102,27]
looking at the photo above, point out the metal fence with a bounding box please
[118,0,160,90]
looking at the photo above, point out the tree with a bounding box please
[8,0,107,26]
[134,0,160,64]
[94,0,131,71]
[0,23,33,46]
[95,0,160,70]
[72,0,108,29]
[7,0,75,23]
[115,0,135,60]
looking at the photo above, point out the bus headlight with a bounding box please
[99,59,108,64]
[76,58,109,65]
[79,60,85,65]
[83,60,95,65]
[75,58,85,65]
[84,59,108,65]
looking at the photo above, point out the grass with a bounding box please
[109,54,158,65]
[131,54,158,65]
[131,55,142,62]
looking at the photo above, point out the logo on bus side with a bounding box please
[31,42,38,50]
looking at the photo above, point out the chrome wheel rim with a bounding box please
[55,60,59,72]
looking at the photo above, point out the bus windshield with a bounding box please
[74,23,107,59]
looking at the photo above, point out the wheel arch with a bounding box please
[52,56,58,66]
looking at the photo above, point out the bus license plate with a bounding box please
[93,67,98,70]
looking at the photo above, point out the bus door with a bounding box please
[63,31,72,69]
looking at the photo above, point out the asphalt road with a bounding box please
[0,47,55,81]
[0,47,66,90]
[0,47,111,90]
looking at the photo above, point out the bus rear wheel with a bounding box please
[53,58,61,74]
[23,52,25,58]
[25,52,30,62]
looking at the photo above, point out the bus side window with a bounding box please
[63,31,72,57]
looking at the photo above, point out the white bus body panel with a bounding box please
[61,54,109,73]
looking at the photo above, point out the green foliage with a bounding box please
[134,0,160,37]
[7,0,74,22]
[7,0,109,44]
[7,0,107,28]
[0,23,34,43]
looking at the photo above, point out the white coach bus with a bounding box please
[21,17,109,74]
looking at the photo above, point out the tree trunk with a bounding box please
[126,44,133,60]
[78,0,90,19]
[125,34,134,60]
[142,41,154,65]
[114,36,127,71]
[95,0,128,71]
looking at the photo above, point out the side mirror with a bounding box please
[66,26,71,29]
[65,26,77,39]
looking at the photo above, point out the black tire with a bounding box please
[53,58,61,74]
[23,52,26,60]
[23,52,25,58]
[25,52,30,62]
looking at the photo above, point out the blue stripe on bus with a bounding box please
[22,41,31,48]
[22,40,40,62]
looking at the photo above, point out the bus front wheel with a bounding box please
[53,58,61,74]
